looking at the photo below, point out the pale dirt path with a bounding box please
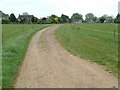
[14,25,118,88]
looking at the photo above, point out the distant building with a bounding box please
[18,14,34,23]
[104,17,114,23]
[0,11,9,20]
[18,15,33,21]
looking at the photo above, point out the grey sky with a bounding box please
[0,0,119,18]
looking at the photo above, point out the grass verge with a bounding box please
[2,24,50,88]
[55,24,118,77]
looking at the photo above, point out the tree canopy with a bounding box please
[99,16,106,23]
[114,13,120,23]
[71,13,83,23]
[2,11,119,24]
[85,13,94,23]
[61,14,70,23]
[9,13,16,23]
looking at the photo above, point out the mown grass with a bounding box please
[2,24,50,88]
[55,24,118,77]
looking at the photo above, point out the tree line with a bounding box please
[2,12,120,24]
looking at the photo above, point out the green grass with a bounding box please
[2,24,50,88]
[55,23,118,77]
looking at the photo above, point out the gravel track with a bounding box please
[14,25,118,88]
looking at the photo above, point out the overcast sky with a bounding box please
[0,0,119,18]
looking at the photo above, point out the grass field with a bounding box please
[2,24,50,88]
[55,24,118,77]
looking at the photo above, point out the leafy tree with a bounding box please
[85,13,94,23]
[93,16,97,22]
[61,14,70,23]
[31,16,38,23]
[48,15,62,24]
[114,13,120,23]
[42,17,47,24]
[9,13,16,23]
[31,16,35,23]
[117,13,120,19]
[37,19,42,24]
[96,18,100,23]
[49,15,58,23]
[99,16,106,23]
[46,18,52,24]
[18,18,27,24]
[34,17,38,23]
[99,15,114,23]
[105,16,114,23]
[58,17,63,23]
[2,19,10,24]
[71,13,83,23]
[114,18,118,23]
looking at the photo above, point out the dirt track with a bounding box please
[14,25,118,88]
